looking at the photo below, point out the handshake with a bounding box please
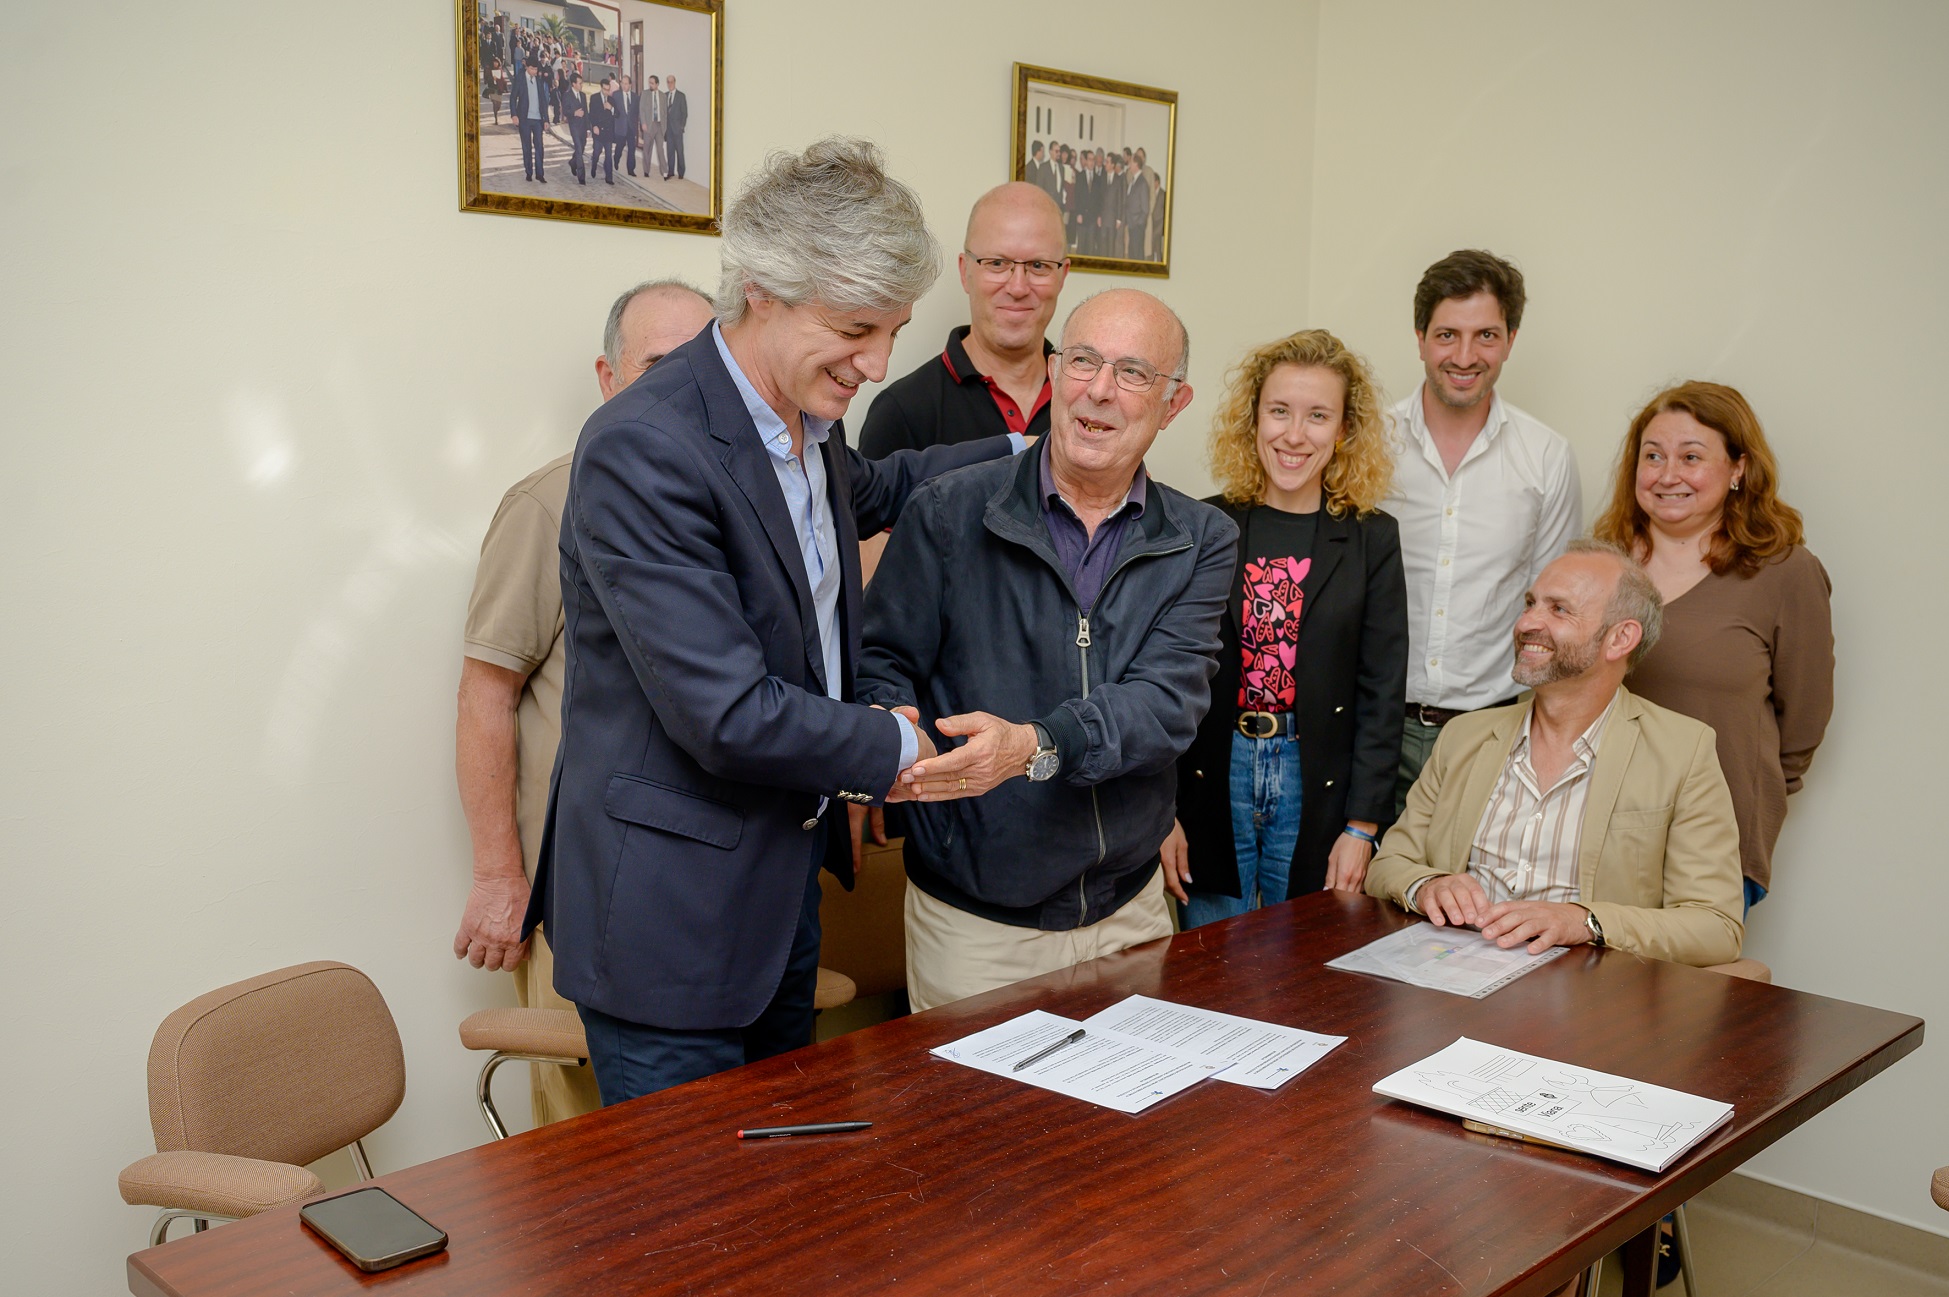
[850,704,1042,868]
[876,705,1042,804]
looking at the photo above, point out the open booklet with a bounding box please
[1325,922,1568,998]
[930,995,1345,1115]
[1373,1037,1735,1172]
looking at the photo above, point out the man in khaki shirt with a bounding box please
[1366,540,1744,968]
[453,278,714,1125]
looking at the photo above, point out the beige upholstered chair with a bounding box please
[818,835,909,999]
[459,969,857,1139]
[118,961,406,1246]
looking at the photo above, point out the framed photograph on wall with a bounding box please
[457,0,722,233]
[1012,63,1176,277]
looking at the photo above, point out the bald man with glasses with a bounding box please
[859,182,1070,465]
[859,288,1237,1011]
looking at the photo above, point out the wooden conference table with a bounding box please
[129,892,1922,1297]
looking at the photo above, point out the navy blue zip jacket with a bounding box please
[858,447,1236,930]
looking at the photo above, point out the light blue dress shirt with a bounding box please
[710,324,919,788]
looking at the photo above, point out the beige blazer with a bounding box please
[1366,687,1744,966]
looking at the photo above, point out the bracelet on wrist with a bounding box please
[1341,825,1378,845]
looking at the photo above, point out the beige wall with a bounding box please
[0,1,1315,1291]
[1310,0,1949,1235]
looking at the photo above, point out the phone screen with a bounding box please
[300,1188,446,1269]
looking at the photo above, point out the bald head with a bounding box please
[963,181,1065,249]
[957,183,1070,360]
[1060,288,1190,379]
[597,280,715,400]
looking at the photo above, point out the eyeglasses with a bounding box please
[1058,347,1180,394]
[965,251,1067,281]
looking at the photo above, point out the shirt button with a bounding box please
[802,818,819,830]
[1324,779,1335,788]
[1429,658,1440,667]
[1445,508,1455,517]
[1439,557,1451,567]
[1435,608,1445,617]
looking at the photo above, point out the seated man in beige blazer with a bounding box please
[1366,538,1743,967]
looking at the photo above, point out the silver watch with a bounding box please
[1583,908,1607,948]
[1024,723,1060,782]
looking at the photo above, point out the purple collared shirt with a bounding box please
[1039,439,1147,611]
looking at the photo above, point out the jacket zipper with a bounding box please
[1077,609,1105,925]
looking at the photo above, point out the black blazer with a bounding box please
[587,90,615,135]
[1175,497,1408,897]
[524,327,1010,1031]
[509,70,551,122]
[666,88,689,133]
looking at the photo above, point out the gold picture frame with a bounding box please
[457,0,723,234]
[1012,63,1176,277]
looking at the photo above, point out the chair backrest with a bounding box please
[147,961,405,1169]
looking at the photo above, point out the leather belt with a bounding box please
[1236,711,1298,739]
[1406,697,1520,728]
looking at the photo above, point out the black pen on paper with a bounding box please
[1012,1028,1086,1072]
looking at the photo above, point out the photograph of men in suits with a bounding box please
[524,138,1027,1104]
[616,75,642,177]
[587,75,617,185]
[510,59,551,182]
[561,77,590,184]
[641,74,667,180]
[662,74,689,180]
[1121,148,1150,261]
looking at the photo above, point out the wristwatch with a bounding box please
[1582,907,1607,948]
[1024,723,1060,782]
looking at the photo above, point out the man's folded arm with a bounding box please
[572,425,903,796]
[1365,724,1453,908]
[1042,515,1236,786]
[846,435,1018,537]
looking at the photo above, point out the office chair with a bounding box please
[118,961,406,1246]
[459,968,858,1139]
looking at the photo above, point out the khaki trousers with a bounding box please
[510,929,604,1125]
[905,869,1174,1012]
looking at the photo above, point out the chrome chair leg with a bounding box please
[348,1138,374,1181]
[1673,1202,1699,1296]
[476,1051,587,1140]
[150,1208,234,1247]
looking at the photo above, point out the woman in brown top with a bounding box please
[1594,381,1833,910]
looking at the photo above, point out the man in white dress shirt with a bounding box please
[1384,249,1582,814]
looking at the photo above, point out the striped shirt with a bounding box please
[1467,693,1619,905]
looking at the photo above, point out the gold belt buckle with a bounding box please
[1237,711,1278,739]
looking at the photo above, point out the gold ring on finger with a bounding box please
[959,777,967,791]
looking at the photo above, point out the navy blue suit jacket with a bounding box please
[525,328,1011,1030]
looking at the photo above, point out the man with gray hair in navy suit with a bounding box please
[525,139,1030,1103]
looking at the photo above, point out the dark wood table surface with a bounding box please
[128,893,1922,1297]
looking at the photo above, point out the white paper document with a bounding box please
[1081,994,1344,1089]
[1373,1037,1735,1172]
[930,1009,1227,1114]
[1325,922,1567,998]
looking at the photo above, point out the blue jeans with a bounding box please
[577,831,827,1105]
[1183,731,1303,928]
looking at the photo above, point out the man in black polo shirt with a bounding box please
[859,182,1069,464]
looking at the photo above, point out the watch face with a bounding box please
[1027,751,1059,782]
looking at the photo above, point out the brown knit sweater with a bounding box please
[1626,545,1834,890]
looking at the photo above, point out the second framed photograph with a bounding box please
[1012,63,1176,277]
[458,0,722,234]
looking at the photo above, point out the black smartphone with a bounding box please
[299,1187,448,1273]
